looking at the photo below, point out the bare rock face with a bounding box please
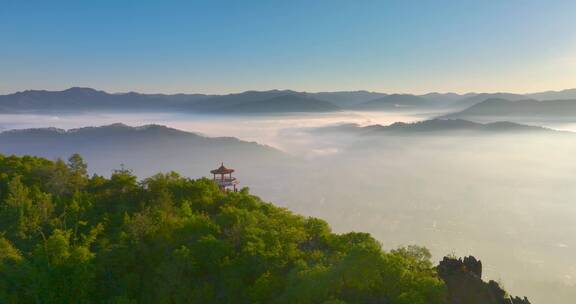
[437,256,531,304]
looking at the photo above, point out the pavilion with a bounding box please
[210,163,239,192]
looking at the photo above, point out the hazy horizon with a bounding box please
[2,86,576,96]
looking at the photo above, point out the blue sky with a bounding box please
[1,0,575,94]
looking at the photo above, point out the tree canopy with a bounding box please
[0,153,446,303]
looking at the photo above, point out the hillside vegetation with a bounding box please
[0,154,528,303]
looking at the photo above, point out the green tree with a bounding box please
[68,153,88,190]
[0,153,450,304]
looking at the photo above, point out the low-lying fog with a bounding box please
[1,110,576,303]
[0,111,436,156]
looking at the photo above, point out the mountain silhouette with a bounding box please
[311,119,555,135]
[189,91,340,113]
[0,123,286,176]
[352,94,430,110]
[444,98,576,119]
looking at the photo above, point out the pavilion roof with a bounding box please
[211,163,235,174]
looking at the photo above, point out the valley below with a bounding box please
[2,108,576,303]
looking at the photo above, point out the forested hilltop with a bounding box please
[0,154,528,303]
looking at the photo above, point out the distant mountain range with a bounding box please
[527,88,576,101]
[443,98,576,119]
[351,94,431,110]
[0,123,286,177]
[311,119,556,135]
[185,90,339,113]
[1,87,576,114]
[0,88,346,114]
[0,87,210,113]
[308,91,388,107]
[449,93,528,109]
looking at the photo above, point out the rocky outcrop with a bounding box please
[438,256,531,304]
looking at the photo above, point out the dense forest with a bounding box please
[0,154,528,303]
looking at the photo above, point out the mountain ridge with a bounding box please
[310,118,558,135]
[443,98,576,119]
[0,123,286,177]
[351,94,430,110]
[1,87,576,114]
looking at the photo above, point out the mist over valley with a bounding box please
[2,90,576,303]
